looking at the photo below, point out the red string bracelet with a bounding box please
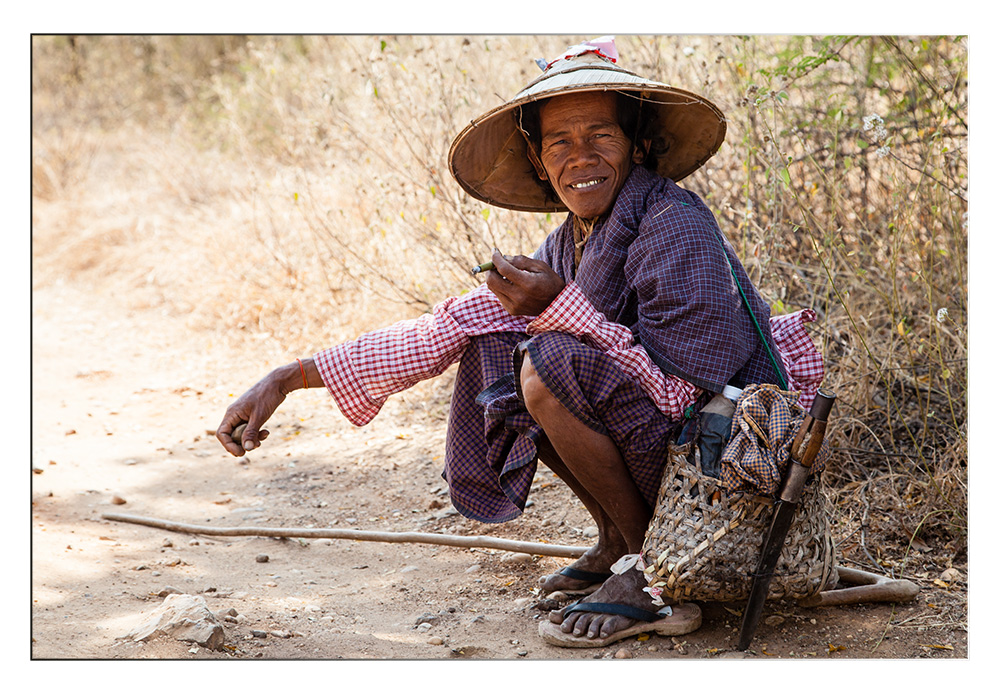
[297,358,309,389]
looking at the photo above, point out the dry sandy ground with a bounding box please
[29,273,971,681]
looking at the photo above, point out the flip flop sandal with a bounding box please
[540,567,614,596]
[538,600,702,648]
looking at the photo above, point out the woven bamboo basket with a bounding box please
[641,434,838,603]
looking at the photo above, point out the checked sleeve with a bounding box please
[313,286,531,425]
[770,308,825,410]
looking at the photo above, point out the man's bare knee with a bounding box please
[520,351,554,413]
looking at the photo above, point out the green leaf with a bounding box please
[779,168,790,187]
[380,40,387,52]
[481,208,490,221]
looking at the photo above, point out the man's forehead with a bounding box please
[540,91,617,113]
[539,92,620,131]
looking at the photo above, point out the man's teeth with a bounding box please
[571,179,602,189]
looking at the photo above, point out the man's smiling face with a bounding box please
[532,91,642,220]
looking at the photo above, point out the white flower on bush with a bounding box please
[863,114,888,140]
[863,114,890,157]
[936,307,949,323]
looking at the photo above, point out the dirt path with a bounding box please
[30,278,968,664]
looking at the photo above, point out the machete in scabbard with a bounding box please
[736,389,837,652]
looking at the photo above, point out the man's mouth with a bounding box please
[569,177,606,190]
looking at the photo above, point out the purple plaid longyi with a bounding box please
[444,331,681,522]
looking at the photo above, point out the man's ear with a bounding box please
[526,143,548,181]
[632,138,653,165]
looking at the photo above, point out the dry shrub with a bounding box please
[32,35,967,566]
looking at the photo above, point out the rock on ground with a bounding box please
[122,593,226,651]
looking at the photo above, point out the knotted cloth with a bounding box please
[720,384,830,496]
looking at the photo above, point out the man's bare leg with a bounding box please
[520,353,652,595]
[535,439,629,592]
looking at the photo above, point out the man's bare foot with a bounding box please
[538,545,623,594]
[539,567,702,647]
[538,567,611,595]
[548,565,661,640]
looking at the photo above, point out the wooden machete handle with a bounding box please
[791,389,836,469]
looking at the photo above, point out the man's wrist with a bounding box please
[275,361,305,394]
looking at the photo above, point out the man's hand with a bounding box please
[216,363,298,456]
[485,249,565,316]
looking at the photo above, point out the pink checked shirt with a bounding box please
[313,282,824,427]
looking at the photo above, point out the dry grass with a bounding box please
[32,35,968,569]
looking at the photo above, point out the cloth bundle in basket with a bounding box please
[640,384,838,603]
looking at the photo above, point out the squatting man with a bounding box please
[216,36,823,648]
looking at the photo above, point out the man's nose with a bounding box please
[566,139,600,167]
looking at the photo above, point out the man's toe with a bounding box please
[568,613,591,636]
[549,606,570,625]
[598,615,630,639]
[556,611,578,632]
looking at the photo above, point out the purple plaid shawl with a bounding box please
[537,165,786,392]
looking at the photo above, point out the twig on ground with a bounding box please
[102,512,588,558]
